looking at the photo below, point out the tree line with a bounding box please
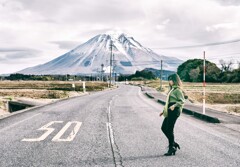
[3,74,94,81]
[1,59,239,83]
[177,59,240,83]
[118,70,156,81]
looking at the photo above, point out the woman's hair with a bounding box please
[168,73,183,88]
[168,73,188,99]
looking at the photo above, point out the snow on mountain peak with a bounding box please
[105,30,126,39]
[18,32,182,75]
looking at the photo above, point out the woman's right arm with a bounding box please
[173,89,185,108]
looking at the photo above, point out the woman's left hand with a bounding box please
[159,112,164,117]
[169,105,175,111]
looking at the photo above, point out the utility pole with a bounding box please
[109,40,113,87]
[101,64,104,82]
[112,54,115,84]
[203,51,206,115]
[160,60,163,91]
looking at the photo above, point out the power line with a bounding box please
[115,52,240,63]
[215,62,239,65]
[151,38,240,50]
[206,53,240,60]
[110,52,240,67]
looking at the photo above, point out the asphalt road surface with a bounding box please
[0,84,239,167]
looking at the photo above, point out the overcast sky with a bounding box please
[0,0,240,74]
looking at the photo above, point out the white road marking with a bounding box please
[106,95,123,166]
[106,95,118,145]
[106,122,115,144]
[52,121,82,142]
[22,121,63,142]
[108,104,111,122]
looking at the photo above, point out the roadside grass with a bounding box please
[0,81,110,113]
[0,81,109,91]
[129,79,240,104]
[129,79,240,114]
[0,80,108,99]
[227,106,240,113]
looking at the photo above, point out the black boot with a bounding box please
[164,146,176,156]
[174,142,180,150]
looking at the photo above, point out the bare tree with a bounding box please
[219,59,234,72]
[189,67,200,82]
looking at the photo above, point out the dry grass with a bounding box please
[131,80,240,103]
[0,80,108,91]
[0,89,68,99]
[0,81,109,99]
[0,81,109,113]
[129,79,240,113]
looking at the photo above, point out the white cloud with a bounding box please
[50,41,80,50]
[0,0,240,74]
[206,22,239,32]
[162,19,170,25]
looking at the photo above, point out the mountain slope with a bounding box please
[18,33,183,75]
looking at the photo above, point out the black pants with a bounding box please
[161,102,180,147]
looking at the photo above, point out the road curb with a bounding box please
[145,92,221,123]
[145,92,154,99]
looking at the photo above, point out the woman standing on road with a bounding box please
[159,73,185,156]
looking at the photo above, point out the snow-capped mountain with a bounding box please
[18,33,183,75]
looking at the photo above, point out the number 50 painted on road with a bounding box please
[22,121,82,142]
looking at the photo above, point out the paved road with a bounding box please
[0,84,239,167]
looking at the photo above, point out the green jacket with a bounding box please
[163,86,185,117]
